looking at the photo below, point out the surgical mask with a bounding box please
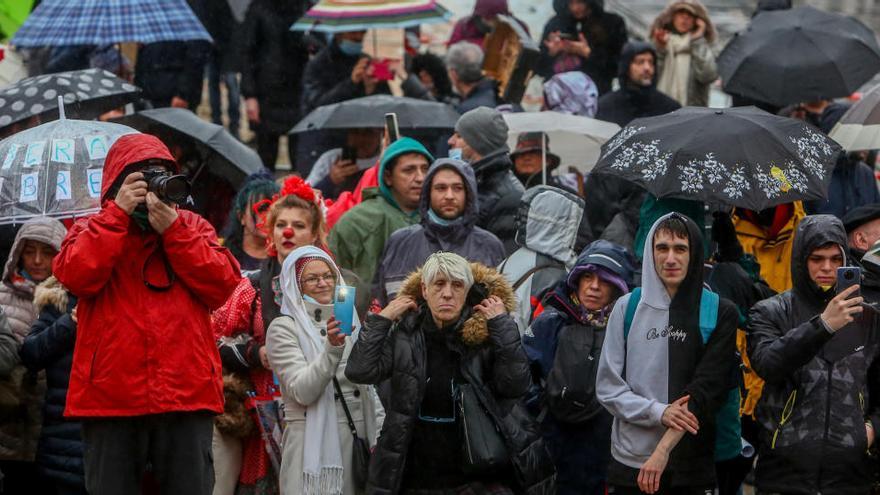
[448,148,463,161]
[338,39,363,57]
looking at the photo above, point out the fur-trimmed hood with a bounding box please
[397,263,516,346]
[33,276,69,313]
[651,0,716,43]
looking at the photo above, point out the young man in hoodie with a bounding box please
[372,158,505,305]
[747,215,880,495]
[329,137,433,286]
[597,213,737,495]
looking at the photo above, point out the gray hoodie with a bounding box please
[596,213,737,485]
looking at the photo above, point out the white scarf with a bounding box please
[657,33,692,106]
[280,246,346,495]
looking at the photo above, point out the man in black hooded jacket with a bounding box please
[748,215,880,495]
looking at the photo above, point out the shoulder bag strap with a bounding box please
[332,377,359,437]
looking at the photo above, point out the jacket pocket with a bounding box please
[771,389,797,449]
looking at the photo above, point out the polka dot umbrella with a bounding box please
[0,67,140,136]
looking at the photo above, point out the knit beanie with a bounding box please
[295,256,327,291]
[454,107,510,156]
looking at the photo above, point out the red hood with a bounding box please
[101,133,178,201]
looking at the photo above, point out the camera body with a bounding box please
[142,169,191,205]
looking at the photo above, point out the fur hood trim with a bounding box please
[33,276,68,313]
[651,0,716,43]
[398,263,516,346]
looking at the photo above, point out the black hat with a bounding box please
[842,204,880,233]
[509,132,561,170]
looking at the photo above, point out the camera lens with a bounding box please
[162,176,190,203]
[845,270,855,280]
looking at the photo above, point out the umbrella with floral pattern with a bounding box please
[592,106,843,211]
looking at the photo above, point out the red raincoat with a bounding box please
[54,134,241,417]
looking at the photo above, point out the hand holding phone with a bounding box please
[837,267,862,298]
[334,285,356,335]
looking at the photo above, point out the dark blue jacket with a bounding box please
[19,277,83,488]
[805,155,880,219]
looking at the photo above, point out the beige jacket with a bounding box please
[266,305,383,495]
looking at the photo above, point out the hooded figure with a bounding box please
[265,246,381,495]
[373,158,506,304]
[539,0,628,95]
[329,137,434,285]
[52,133,241,494]
[346,260,556,494]
[446,0,530,48]
[596,213,738,492]
[500,186,585,334]
[650,0,718,107]
[524,240,634,495]
[747,215,880,495]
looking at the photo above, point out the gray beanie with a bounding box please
[454,107,509,157]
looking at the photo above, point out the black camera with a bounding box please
[142,169,191,204]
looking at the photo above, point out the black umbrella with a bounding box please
[718,6,880,107]
[0,68,140,133]
[113,108,262,188]
[593,106,843,211]
[289,94,460,134]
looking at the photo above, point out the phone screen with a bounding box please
[385,112,400,142]
[334,285,356,335]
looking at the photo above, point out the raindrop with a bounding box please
[30,103,44,114]
[24,87,38,97]
[43,89,57,100]
[11,101,24,112]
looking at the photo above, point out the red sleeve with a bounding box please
[211,278,257,340]
[52,201,132,298]
[162,212,241,310]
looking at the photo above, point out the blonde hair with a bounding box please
[421,252,474,290]
[265,194,328,250]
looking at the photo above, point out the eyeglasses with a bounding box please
[301,273,337,287]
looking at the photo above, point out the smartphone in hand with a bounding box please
[334,285,356,335]
[837,267,861,298]
[385,112,400,142]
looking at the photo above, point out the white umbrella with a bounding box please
[503,111,620,178]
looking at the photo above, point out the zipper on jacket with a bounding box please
[771,389,797,449]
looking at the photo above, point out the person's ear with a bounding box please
[421,282,428,300]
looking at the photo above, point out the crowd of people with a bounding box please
[6,0,880,494]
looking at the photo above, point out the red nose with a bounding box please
[282,228,295,239]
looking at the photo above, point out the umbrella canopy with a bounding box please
[11,0,211,47]
[0,0,34,41]
[503,111,620,173]
[718,6,880,107]
[830,84,880,151]
[113,108,263,189]
[0,68,140,135]
[292,0,451,33]
[290,94,459,133]
[593,106,843,211]
[0,111,136,224]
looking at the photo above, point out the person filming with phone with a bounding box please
[265,245,382,494]
[747,215,880,495]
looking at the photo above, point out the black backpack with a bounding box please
[544,317,606,424]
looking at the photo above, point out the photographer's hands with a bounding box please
[114,172,147,214]
[145,192,178,234]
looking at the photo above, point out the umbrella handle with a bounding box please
[57,95,66,120]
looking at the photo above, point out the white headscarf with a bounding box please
[280,245,346,495]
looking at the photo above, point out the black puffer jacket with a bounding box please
[747,215,880,495]
[19,277,83,488]
[240,0,309,133]
[471,150,525,255]
[346,264,556,495]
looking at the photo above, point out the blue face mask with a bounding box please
[448,148,463,161]
[338,39,363,57]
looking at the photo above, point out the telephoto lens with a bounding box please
[143,170,191,204]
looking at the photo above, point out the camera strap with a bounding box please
[142,246,176,291]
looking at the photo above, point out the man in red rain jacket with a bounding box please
[53,133,241,495]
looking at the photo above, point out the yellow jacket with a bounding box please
[733,202,805,294]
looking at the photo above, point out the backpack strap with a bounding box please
[698,289,720,344]
[512,264,557,291]
[623,287,642,340]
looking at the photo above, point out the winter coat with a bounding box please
[650,0,718,107]
[500,186,584,334]
[595,42,681,127]
[239,0,309,134]
[266,308,382,495]
[53,133,241,418]
[19,277,84,488]
[301,41,391,116]
[538,0,628,95]
[805,155,880,220]
[191,0,242,73]
[471,150,525,255]
[0,217,65,463]
[734,202,805,294]
[597,213,737,487]
[747,214,880,495]
[456,78,499,114]
[373,159,506,304]
[447,0,530,49]
[134,40,211,109]
[345,263,556,495]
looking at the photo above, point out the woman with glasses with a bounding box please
[346,252,556,494]
[266,245,381,495]
[211,176,329,495]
